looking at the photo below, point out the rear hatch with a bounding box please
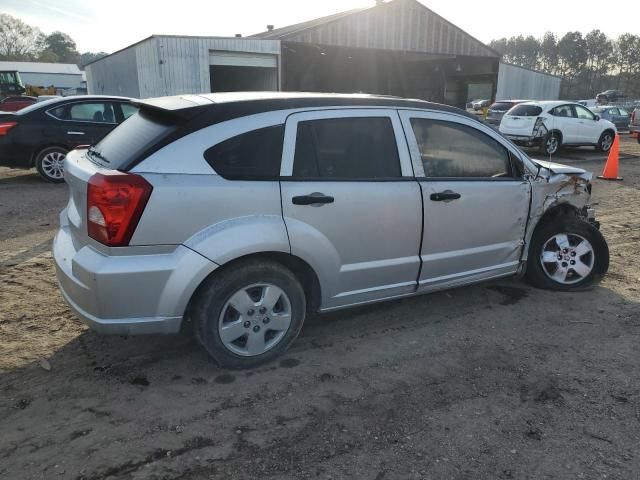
[486,102,514,121]
[499,104,543,136]
[62,108,180,248]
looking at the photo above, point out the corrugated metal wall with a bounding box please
[496,63,561,100]
[262,0,497,58]
[137,36,281,98]
[20,72,83,90]
[87,36,280,98]
[86,45,141,98]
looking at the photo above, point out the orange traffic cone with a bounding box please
[597,134,622,181]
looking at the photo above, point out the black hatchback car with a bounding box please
[0,95,137,182]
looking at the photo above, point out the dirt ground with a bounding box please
[1,137,639,480]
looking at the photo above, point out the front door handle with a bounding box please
[430,191,461,202]
[292,193,334,205]
[67,131,86,135]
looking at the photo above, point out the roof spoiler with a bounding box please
[132,94,215,121]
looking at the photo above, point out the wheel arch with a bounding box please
[31,143,71,167]
[522,202,581,265]
[184,251,322,323]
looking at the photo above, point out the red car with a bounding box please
[0,96,37,112]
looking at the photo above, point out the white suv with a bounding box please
[500,101,616,156]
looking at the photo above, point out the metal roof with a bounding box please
[0,61,82,75]
[252,0,499,58]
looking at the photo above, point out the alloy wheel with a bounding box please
[40,151,66,180]
[540,233,595,285]
[218,283,292,356]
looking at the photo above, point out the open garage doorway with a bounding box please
[209,51,279,92]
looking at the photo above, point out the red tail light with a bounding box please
[632,110,636,123]
[87,172,153,247]
[0,121,17,136]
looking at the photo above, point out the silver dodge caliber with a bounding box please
[54,93,609,368]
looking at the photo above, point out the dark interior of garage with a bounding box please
[281,42,499,107]
[210,65,278,92]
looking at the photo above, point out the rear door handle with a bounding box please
[67,131,86,135]
[430,191,461,202]
[292,193,334,205]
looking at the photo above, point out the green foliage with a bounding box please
[492,30,640,99]
[0,13,104,69]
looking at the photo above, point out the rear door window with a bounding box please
[410,119,513,178]
[508,104,542,117]
[69,102,116,123]
[552,105,576,118]
[292,117,401,179]
[204,125,284,180]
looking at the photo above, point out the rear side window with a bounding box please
[292,117,400,179]
[204,125,284,180]
[120,103,138,120]
[90,110,175,169]
[508,105,542,117]
[410,119,512,178]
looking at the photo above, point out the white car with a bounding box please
[500,101,617,156]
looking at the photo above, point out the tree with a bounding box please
[0,14,43,60]
[78,51,108,68]
[539,32,558,74]
[584,30,613,94]
[38,31,79,63]
[557,32,587,97]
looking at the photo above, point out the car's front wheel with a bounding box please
[192,259,306,368]
[540,132,560,156]
[596,131,615,152]
[526,218,609,291]
[35,146,68,183]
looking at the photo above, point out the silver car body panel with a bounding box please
[280,109,422,309]
[54,102,596,335]
[398,110,530,289]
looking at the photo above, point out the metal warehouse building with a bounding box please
[86,0,553,107]
[0,61,85,94]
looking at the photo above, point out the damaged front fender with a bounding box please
[521,160,595,264]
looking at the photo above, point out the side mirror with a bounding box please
[594,115,600,121]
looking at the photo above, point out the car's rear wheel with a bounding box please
[540,132,560,156]
[35,146,68,183]
[192,259,306,369]
[596,131,614,152]
[526,218,609,291]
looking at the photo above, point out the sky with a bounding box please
[1,0,639,54]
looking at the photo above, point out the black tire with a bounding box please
[540,131,561,156]
[191,259,306,369]
[35,146,68,183]
[596,130,615,153]
[526,217,609,291]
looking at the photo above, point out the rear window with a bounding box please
[490,102,514,112]
[507,105,542,117]
[89,110,175,169]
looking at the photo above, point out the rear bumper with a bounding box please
[629,125,640,135]
[502,134,543,147]
[53,215,218,335]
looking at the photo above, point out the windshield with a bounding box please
[507,104,543,117]
[89,109,176,169]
